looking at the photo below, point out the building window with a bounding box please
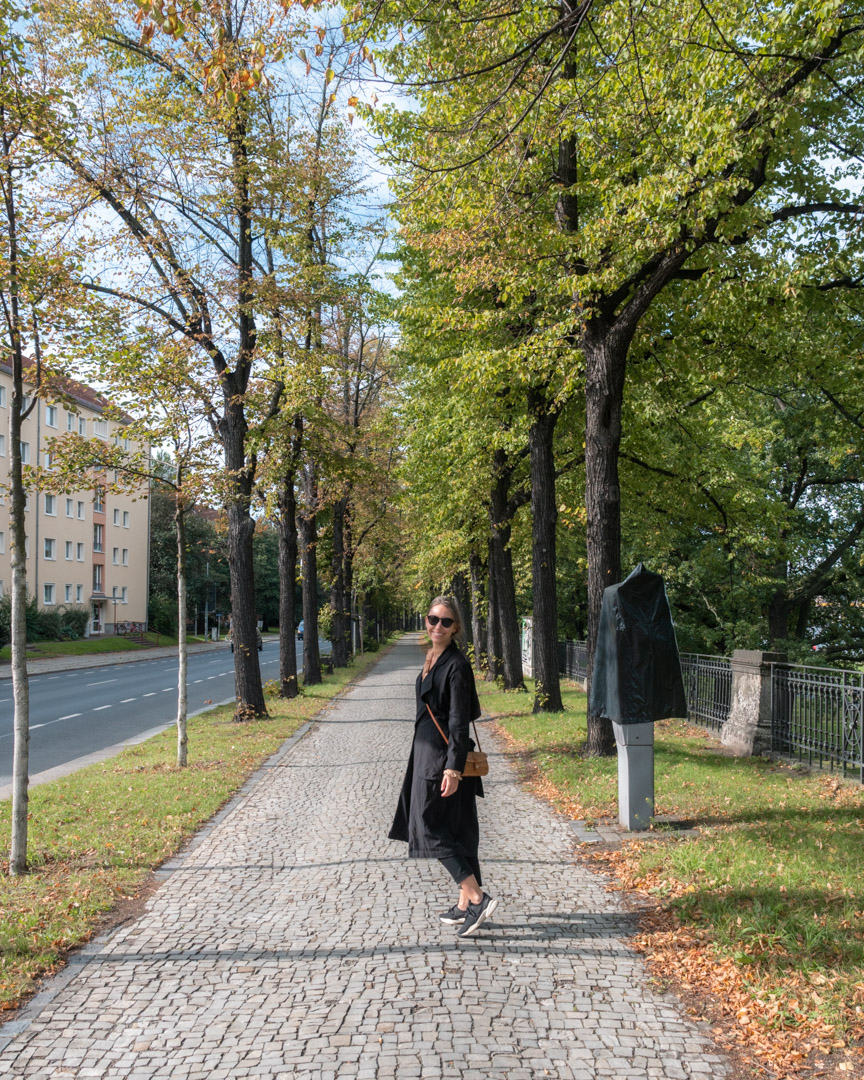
[113,509,120,526]
[112,547,119,565]
[66,498,73,517]
[43,451,53,469]
[0,531,4,554]
[65,541,73,560]
[19,441,29,464]
[121,586,128,603]
[44,494,56,516]
[78,416,86,435]
[93,564,103,593]
[64,584,72,603]
[93,524,104,552]
[44,538,56,560]
[0,581,4,599]
[24,535,29,556]
[77,500,85,519]
[76,584,83,603]
[21,394,31,412]
[0,434,5,457]
[76,542,84,561]
[94,487,105,513]
[45,405,58,427]
[122,548,128,566]
[24,495,29,512]
[94,419,108,439]
[66,411,76,432]
[43,583,55,605]
[122,511,129,528]
[91,602,102,633]
[0,385,5,407]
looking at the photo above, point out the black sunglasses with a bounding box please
[426,615,455,628]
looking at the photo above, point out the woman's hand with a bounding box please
[441,771,460,798]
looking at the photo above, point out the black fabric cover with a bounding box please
[589,563,687,724]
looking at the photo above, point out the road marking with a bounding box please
[143,692,157,697]
[87,679,119,686]
[94,705,112,711]
[58,713,81,720]
[119,698,136,703]
[207,675,217,680]
[161,687,174,692]
[193,679,203,684]
[48,676,61,680]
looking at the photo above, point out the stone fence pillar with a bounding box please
[721,650,787,757]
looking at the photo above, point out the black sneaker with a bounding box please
[439,903,468,926]
[456,893,499,937]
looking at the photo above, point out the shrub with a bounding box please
[148,594,177,636]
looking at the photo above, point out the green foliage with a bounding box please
[147,594,177,638]
[0,597,89,644]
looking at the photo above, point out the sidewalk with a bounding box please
[0,639,230,679]
[0,636,732,1079]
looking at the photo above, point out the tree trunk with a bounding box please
[300,464,322,685]
[485,537,502,681]
[489,451,525,690]
[223,116,267,720]
[583,325,626,756]
[529,391,563,713]
[329,494,349,667]
[469,550,487,671]
[175,488,188,767]
[451,569,473,648]
[277,470,299,699]
[5,132,30,875]
[344,512,355,657]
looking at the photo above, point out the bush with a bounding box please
[148,594,178,637]
[0,597,90,644]
[364,637,380,653]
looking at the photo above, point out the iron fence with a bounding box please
[772,663,864,782]
[679,653,732,732]
[559,640,588,682]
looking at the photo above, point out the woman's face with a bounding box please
[426,603,458,649]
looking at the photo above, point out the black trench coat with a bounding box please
[389,642,484,861]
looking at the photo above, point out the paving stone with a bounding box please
[0,637,731,1078]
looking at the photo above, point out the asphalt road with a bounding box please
[0,637,326,788]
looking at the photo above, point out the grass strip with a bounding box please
[0,632,214,661]
[0,645,388,1010]
[480,677,864,1076]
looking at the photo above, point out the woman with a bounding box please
[389,596,498,937]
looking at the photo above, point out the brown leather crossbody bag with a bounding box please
[425,704,489,778]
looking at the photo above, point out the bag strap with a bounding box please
[425,703,483,751]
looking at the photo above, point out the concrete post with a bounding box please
[720,649,787,757]
[612,721,654,831]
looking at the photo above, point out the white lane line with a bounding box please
[31,723,47,729]
[193,679,203,684]
[206,675,217,680]
[48,676,61,680]
[94,705,112,711]
[161,687,174,692]
[87,679,119,686]
[143,692,157,697]
[58,713,82,720]
[119,698,136,703]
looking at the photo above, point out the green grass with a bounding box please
[0,633,211,661]
[0,647,385,1009]
[481,677,864,1043]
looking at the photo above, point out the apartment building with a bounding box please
[0,362,150,635]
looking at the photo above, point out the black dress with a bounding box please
[389,642,484,862]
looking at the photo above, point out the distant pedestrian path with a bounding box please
[0,635,731,1078]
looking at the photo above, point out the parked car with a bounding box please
[228,628,263,652]
[297,620,304,640]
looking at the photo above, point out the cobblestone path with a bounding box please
[0,636,731,1079]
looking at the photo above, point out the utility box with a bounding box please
[590,563,686,832]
